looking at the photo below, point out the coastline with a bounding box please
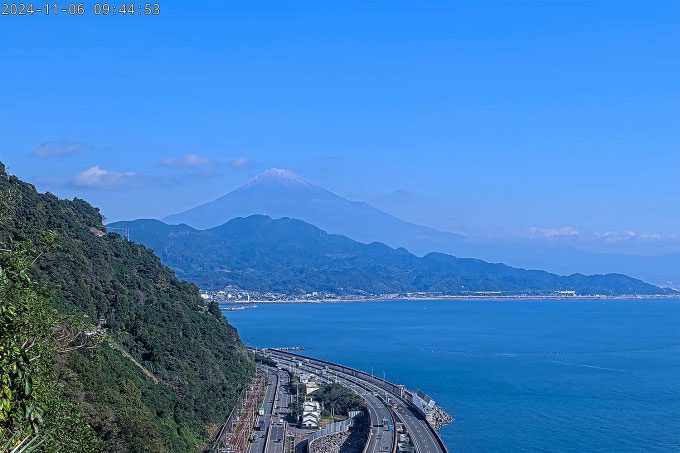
[218,294,679,304]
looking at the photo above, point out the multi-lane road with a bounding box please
[264,349,447,453]
[248,367,292,453]
[275,355,394,453]
[249,370,278,453]
[267,369,291,453]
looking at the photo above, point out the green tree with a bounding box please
[315,383,364,417]
[1,184,98,450]
[0,161,253,451]
[0,237,100,451]
[0,241,44,448]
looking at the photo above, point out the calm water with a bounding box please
[224,299,680,452]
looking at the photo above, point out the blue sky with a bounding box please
[1,1,678,252]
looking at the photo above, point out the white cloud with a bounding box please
[160,153,214,167]
[32,141,85,158]
[73,166,138,189]
[528,226,580,239]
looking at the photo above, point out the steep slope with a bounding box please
[0,163,253,452]
[110,216,671,296]
[162,168,466,250]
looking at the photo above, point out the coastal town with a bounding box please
[200,287,671,304]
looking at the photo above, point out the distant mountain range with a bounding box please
[466,244,680,290]
[108,215,672,296]
[163,168,467,254]
[161,169,679,289]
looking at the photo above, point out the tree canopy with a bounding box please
[0,162,254,451]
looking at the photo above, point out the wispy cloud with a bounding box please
[226,156,254,169]
[528,226,580,239]
[73,166,139,190]
[595,231,662,243]
[32,141,85,158]
[159,153,215,167]
[159,153,254,170]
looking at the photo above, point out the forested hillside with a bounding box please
[0,162,253,452]
[110,216,673,296]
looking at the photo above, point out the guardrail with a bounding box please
[264,349,449,453]
[307,411,363,452]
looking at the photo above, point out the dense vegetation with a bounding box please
[110,216,672,296]
[313,384,364,417]
[288,379,363,419]
[0,162,254,452]
[1,235,100,452]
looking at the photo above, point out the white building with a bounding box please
[302,399,321,429]
[304,381,320,394]
[412,390,436,415]
[299,373,320,395]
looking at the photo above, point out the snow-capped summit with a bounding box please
[239,168,312,189]
[162,165,465,254]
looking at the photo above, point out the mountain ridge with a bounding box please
[159,169,679,288]
[110,215,673,296]
[162,169,467,252]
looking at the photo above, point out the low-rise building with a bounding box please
[304,381,320,394]
[299,373,321,395]
[302,399,321,429]
[412,390,436,415]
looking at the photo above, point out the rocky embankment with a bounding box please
[309,414,370,453]
[430,406,453,430]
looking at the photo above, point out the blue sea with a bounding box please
[223,299,680,452]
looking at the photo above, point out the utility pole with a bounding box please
[383,371,388,401]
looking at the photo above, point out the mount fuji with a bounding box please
[159,169,679,288]
[163,168,467,253]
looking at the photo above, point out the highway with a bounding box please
[266,369,291,453]
[325,366,443,453]
[249,369,278,453]
[348,383,394,453]
[264,350,446,453]
[272,355,395,453]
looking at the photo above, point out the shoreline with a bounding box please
[218,294,679,304]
